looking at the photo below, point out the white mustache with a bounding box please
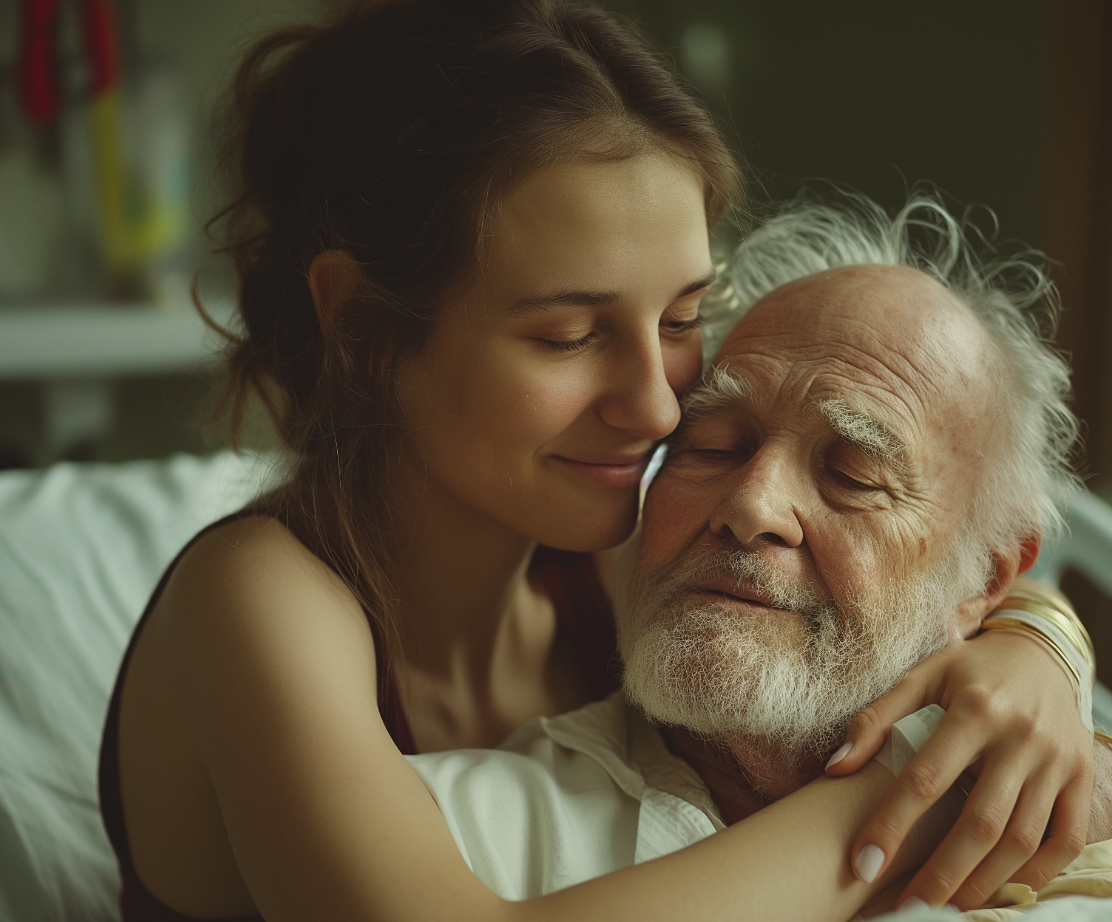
[659,546,836,621]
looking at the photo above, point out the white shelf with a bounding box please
[0,302,233,380]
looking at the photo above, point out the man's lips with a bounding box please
[694,576,783,610]
[554,452,653,488]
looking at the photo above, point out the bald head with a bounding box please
[700,191,1077,556]
[615,193,1078,780]
[725,263,991,378]
[617,263,1018,777]
[707,264,1004,568]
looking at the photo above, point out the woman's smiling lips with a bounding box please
[555,452,653,488]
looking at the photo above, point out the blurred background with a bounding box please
[0,0,1110,637]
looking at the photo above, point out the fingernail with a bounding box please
[897,896,930,913]
[853,844,885,883]
[826,741,853,770]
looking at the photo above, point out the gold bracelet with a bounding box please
[1096,730,1112,752]
[983,587,1096,677]
[980,616,1083,691]
[1003,588,1095,671]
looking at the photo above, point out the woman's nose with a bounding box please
[709,444,805,549]
[596,334,682,440]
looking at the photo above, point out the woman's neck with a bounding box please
[387,459,586,750]
[392,466,537,670]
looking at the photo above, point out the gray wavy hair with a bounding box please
[699,188,1081,562]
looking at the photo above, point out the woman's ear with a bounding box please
[308,250,365,337]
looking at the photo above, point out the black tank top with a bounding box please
[98,518,619,922]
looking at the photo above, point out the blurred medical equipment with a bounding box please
[16,0,190,301]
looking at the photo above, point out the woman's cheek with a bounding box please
[663,335,704,397]
[487,356,601,447]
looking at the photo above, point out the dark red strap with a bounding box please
[375,634,417,756]
[531,546,621,701]
[99,512,413,920]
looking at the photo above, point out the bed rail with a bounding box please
[1030,490,1112,730]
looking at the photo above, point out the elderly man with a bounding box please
[403,193,1112,919]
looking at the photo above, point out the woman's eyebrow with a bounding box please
[676,270,718,299]
[507,288,621,315]
[507,269,717,316]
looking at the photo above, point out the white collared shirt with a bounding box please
[407,693,1112,920]
[405,692,722,899]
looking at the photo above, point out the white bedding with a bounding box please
[0,452,1110,922]
[0,452,279,922]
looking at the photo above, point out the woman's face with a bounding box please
[397,152,714,552]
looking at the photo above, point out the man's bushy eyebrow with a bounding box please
[816,398,906,468]
[681,365,753,418]
[676,371,907,471]
[664,366,750,448]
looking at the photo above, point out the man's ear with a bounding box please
[308,250,366,339]
[953,546,1024,638]
[1017,533,1041,575]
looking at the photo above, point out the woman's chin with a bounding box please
[528,493,640,553]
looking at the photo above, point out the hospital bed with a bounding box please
[0,453,1109,922]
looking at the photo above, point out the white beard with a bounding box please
[616,537,985,770]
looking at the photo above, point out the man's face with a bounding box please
[618,265,1005,764]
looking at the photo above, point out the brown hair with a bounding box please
[207,0,742,671]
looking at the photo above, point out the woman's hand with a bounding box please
[826,628,1094,911]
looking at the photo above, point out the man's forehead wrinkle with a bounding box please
[711,266,1000,471]
[721,306,957,433]
[720,333,935,423]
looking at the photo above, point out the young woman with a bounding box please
[99,1,1101,919]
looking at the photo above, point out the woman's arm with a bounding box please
[159,520,928,922]
[1090,739,1112,843]
[530,761,935,922]
[828,619,1094,911]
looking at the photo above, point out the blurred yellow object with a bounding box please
[89,90,178,275]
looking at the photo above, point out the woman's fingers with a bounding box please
[850,718,984,883]
[827,660,936,775]
[1009,771,1090,891]
[934,773,1053,909]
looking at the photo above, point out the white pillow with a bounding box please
[0,452,282,922]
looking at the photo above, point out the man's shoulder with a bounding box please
[529,692,644,795]
[405,709,642,899]
[520,693,727,840]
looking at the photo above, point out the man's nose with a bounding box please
[709,443,805,548]
[596,332,681,440]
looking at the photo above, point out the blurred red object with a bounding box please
[18,0,121,125]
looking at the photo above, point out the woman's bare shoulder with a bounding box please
[151,514,374,674]
[176,514,341,584]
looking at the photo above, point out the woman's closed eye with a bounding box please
[660,314,706,336]
[535,331,598,353]
[534,312,704,353]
